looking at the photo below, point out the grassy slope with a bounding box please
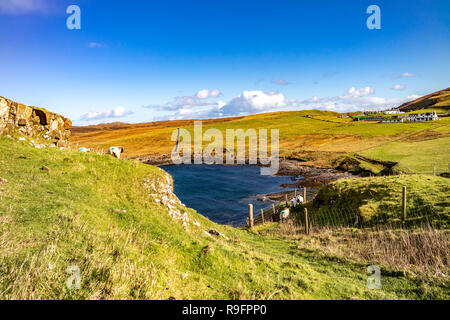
[361,137,450,174]
[71,110,450,171]
[397,87,450,111]
[311,175,449,226]
[1,137,447,299]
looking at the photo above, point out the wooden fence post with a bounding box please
[294,188,297,197]
[402,186,407,221]
[285,194,288,207]
[261,208,265,224]
[433,165,436,176]
[272,204,276,221]
[248,204,254,229]
[303,187,307,203]
[304,208,309,235]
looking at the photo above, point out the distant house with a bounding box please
[383,109,404,115]
[305,115,314,118]
[406,111,439,122]
[364,110,379,115]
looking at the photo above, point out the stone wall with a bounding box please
[0,96,71,146]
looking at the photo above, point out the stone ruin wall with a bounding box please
[0,96,71,146]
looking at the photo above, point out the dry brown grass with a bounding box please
[264,220,449,278]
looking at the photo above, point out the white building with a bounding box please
[383,109,404,115]
[406,111,439,122]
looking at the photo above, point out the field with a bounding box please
[1,137,448,299]
[310,175,449,226]
[361,137,450,175]
[71,109,450,172]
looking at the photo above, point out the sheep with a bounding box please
[108,146,124,159]
[280,208,290,219]
[289,195,304,208]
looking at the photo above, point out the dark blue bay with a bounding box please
[160,164,296,226]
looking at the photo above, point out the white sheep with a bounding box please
[280,208,290,219]
[296,195,304,204]
[108,146,124,159]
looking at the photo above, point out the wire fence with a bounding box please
[248,188,449,233]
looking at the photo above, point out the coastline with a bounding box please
[131,154,357,203]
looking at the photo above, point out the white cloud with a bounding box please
[394,72,416,79]
[0,0,49,14]
[406,94,420,100]
[144,89,222,111]
[272,79,289,85]
[305,87,420,112]
[148,86,422,120]
[88,42,107,48]
[391,84,405,91]
[80,106,133,121]
[402,72,415,77]
[195,89,221,99]
[217,90,287,117]
[342,86,374,98]
[160,90,288,120]
[289,86,419,113]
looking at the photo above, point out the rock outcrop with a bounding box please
[0,96,71,146]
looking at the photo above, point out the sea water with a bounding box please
[161,164,296,226]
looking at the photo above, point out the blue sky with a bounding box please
[0,0,449,125]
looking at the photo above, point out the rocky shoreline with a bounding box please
[256,159,356,202]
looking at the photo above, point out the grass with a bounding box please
[260,223,449,283]
[310,175,450,227]
[361,137,450,174]
[70,110,450,170]
[398,87,450,111]
[1,136,448,299]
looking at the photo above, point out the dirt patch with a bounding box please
[402,130,448,142]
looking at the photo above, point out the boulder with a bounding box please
[0,96,71,146]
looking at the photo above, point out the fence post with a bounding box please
[248,204,254,229]
[304,208,309,235]
[261,208,265,224]
[433,165,436,176]
[294,188,297,197]
[272,204,276,221]
[285,194,288,207]
[303,187,307,203]
[402,186,407,221]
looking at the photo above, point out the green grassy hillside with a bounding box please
[360,137,450,175]
[397,87,450,112]
[311,175,449,227]
[1,137,447,299]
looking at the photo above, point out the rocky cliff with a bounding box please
[0,96,71,146]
